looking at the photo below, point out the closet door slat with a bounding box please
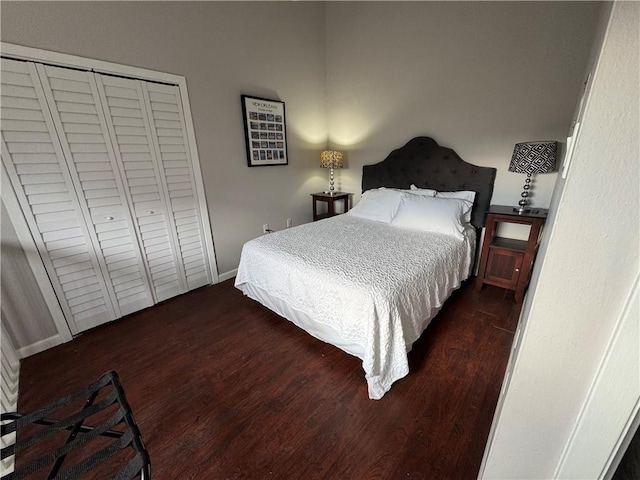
[36,64,154,317]
[0,58,117,333]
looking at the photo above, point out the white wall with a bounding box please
[325,2,602,212]
[1,1,328,276]
[482,2,640,477]
[1,201,58,348]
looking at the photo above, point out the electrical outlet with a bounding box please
[263,224,269,234]
[286,218,292,228]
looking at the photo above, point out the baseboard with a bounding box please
[16,333,66,359]
[218,269,238,283]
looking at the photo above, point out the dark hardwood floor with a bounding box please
[16,279,521,479]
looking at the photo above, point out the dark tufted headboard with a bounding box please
[362,137,496,228]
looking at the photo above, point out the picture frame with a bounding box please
[241,95,288,167]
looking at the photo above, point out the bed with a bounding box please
[235,137,496,399]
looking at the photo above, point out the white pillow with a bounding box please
[379,186,432,196]
[348,188,402,224]
[390,193,473,239]
[435,190,476,222]
[435,190,476,202]
[409,184,438,196]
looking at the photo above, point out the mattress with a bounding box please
[235,214,475,399]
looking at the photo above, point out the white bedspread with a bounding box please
[235,215,475,399]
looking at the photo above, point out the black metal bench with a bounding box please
[1,371,150,480]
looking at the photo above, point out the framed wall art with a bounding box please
[241,95,288,167]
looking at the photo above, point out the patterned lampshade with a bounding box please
[320,150,344,169]
[508,141,557,175]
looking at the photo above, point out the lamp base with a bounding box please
[514,173,532,215]
[513,206,532,215]
[327,167,336,195]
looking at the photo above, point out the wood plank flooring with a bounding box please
[16,279,521,479]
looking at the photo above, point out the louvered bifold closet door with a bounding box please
[0,58,117,333]
[35,64,155,317]
[144,83,212,290]
[95,75,188,302]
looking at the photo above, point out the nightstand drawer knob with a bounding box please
[515,268,520,272]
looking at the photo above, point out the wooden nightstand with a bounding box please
[475,205,548,303]
[311,192,351,221]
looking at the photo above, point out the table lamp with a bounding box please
[508,141,557,213]
[320,150,344,195]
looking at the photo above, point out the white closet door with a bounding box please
[95,75,187,302]
[0,58,117,333]
[35,64,154,317]
[144,83,212,290]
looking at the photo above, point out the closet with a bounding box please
[1,57,214,335]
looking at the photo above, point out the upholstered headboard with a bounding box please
[362,137,496,228]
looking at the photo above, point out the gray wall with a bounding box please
[1,1,328,276]
[1,1,603,276]
[326,1,603,221]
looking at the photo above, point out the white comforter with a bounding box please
[235,214,475,399]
